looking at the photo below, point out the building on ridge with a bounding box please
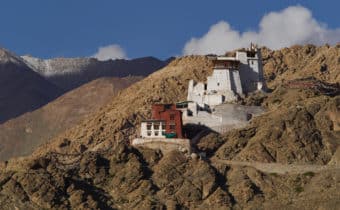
[140,104,184,139]
[132,104,191,154]
[180,43,266,133]
[186,43,265,116]
[132,44,265,152]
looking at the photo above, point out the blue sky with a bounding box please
[0,0,339,59]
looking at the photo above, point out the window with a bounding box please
[160,123,165,131]
[155,131,159,136]
[188,110,193,116]
[147,131,152,136]
[170,114,175,120]
[217,82,220,86]
[170,124,176,130]
[146,123,152,130]
[154,122,160,130]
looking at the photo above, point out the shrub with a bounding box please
[303,171,315,177]
[295,186,304,193]
[270,172,278,177]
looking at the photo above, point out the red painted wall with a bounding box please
[151,104,183,138]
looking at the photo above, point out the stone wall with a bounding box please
[183,104,265,134]
[132,138,191,154]
[207,69,231,92]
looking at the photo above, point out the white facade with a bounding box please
[134,120,190,154]
[183,44,266,133]
[182,103,265,133]
[187,44,265,110]
[140,121,166,138]
[235,47,264,93]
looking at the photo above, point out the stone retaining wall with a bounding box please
[132,138,191,154]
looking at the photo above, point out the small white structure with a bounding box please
[140,120,166,138]
[133,119,191,153]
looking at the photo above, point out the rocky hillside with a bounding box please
[0,44,339,209]
[0,76,142,161]
[215,85,339,164]
[262,44,340,88]
[0,48,63,123]
[22,55,170,91]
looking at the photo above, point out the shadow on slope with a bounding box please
[0,49,63,123]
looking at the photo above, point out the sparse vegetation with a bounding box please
[303,171,315,177]
[270,172,278,177]
[272,99,282,104]
[294,176,302,183]
[295,186,304,193]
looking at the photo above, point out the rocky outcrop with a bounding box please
[215,86,339,164]
[262,44,340,88]
[132,138,191,154]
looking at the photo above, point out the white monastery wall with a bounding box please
[207,69,231,92]
[183,104,265,134]
[230,70,243,94]
[188,47,265,107]
[141,121,165,138]
[204,94,224,106]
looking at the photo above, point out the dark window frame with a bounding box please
[169,114,175,120]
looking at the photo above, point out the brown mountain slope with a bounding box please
[0,76,142,161]
[0,44,339,209]
[31,44,339,159]
[262,44,340,88]
[30,56,214,158]
[215,87,340,164]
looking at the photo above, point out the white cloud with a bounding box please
[93,44,127,61]
[183,6,340,55]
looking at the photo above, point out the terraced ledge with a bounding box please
[132,138,191,154]
[212,158,340,175]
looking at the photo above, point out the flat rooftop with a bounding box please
[216,56,238,61]
[141,119,166,123]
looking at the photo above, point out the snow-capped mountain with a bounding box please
[21,55,93,77]
[21,55,169,91]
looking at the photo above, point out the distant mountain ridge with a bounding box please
[0,48,63,123]
[0,47,169,123]
[0,76,142,161]
[22,55,170,91]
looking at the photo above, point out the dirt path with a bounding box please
[212,158,340,175]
